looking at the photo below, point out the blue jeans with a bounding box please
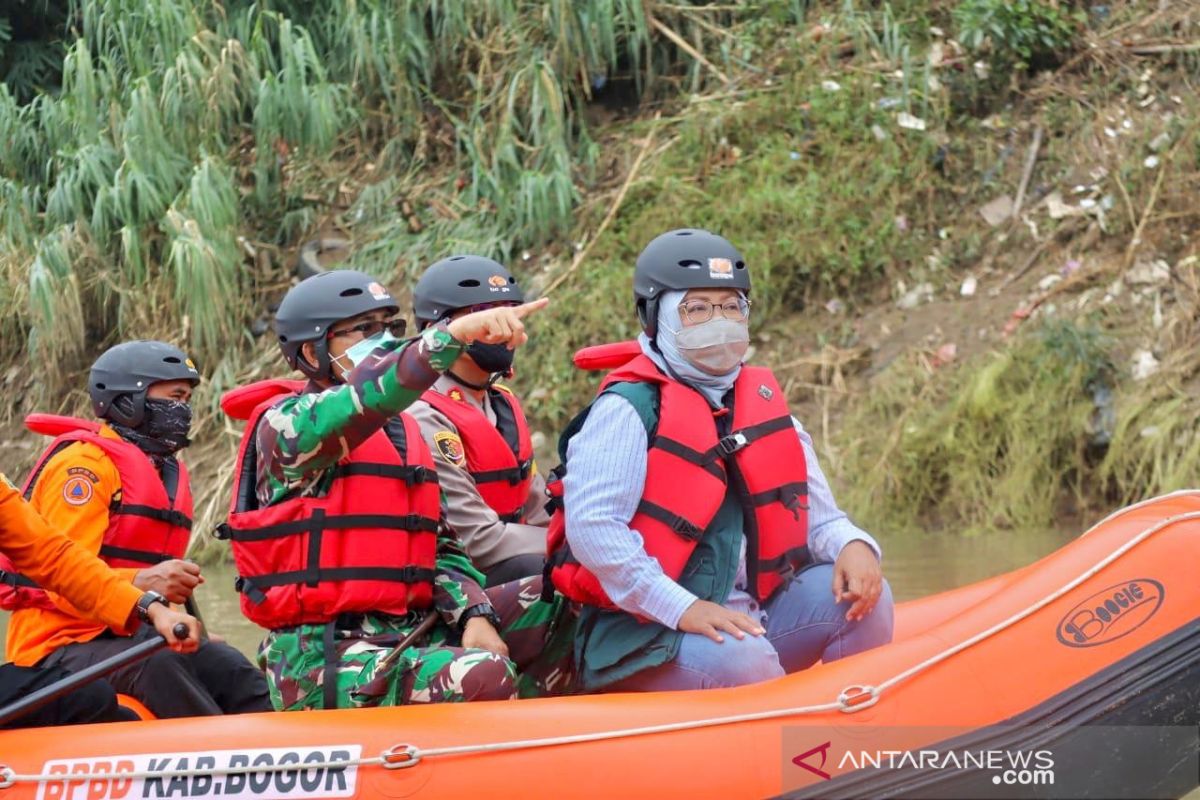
[606,563,895,691]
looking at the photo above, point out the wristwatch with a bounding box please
[459,603,502,632]
[135,590,169,623]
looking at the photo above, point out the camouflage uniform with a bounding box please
[253,325,575,710]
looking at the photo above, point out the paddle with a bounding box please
[0,623,189,727]
[184,595,210,643]
[375,613,439,674]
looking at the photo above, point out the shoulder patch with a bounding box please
[433,431,466,466]
[67,466,101,483]
[62,475,95,506]
[447,387,466,403]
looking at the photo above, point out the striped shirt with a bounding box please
[563,392,881,629]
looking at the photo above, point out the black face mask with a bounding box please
[466,341,515,375]
[112,397,192,456]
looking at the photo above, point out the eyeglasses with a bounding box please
[328,318,407,340]
[678,297,752,325]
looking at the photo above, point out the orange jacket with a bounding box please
[4,426,144,666]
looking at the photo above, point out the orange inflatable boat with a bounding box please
[0,491,1197,799]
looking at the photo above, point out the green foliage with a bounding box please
[0,1,71,103]
[520,47,957,430]
[954,0,1084,71]
[835,321,1114,533]
[1,0,759,409]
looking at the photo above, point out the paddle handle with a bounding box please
[377,613,439,673]
[0,630,181,728]
[183,596,209,642]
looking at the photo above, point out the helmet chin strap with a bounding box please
[447,368,507,391]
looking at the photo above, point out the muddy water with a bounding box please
[1,526,1078,660]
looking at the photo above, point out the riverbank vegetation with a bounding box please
[0,1,1196,557]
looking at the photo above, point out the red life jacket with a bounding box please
[546,342,810,607]
[0,414,193,612]
[218,379,441,630]
[419,383,534,522]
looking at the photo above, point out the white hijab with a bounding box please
[637,289,743,408]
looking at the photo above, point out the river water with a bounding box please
[0,526,1078,660]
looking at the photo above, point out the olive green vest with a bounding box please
[569,381,745,691]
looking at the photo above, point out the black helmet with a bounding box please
[90,341,201,427]
[412,255,524,329]
[634,228,750,338]
[274,270,400,380]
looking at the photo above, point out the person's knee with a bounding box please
[680,633,783,688]
[139,647,194,684]
[444,651,518,702]
[197,641,262,676]
[857,579,895,646]
[717,638,784,686]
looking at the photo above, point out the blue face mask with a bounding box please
[332,331,402,377]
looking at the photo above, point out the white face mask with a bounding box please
[674,318,750,375]
[330,331,401,378]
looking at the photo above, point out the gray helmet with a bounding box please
[634,228,750,338]
[275,269,400,380]
[90,341,201,427]
[413,255,524,329]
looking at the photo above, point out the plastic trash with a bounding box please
[1131,350,1160,381]
[978,195,1014,226]
[1125,259,1171,286]
[932,343,957,367]
[897,112,926,131]
[960,275,978,297]
[897,282,934,310]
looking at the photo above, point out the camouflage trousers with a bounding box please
[258,575,577,711]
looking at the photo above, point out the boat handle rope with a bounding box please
[2,503,1197,788]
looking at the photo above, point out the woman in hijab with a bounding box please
[553,229,893,693]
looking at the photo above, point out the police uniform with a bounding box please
[408,373,549,586]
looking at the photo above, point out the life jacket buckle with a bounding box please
[782,491,808,522]
[715,432,749,457]
[212,523,232,540]
[234,576,268,605]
